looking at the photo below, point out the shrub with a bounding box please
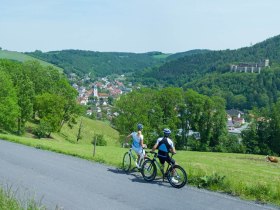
[189,171,225,189]
[92,134,107,146]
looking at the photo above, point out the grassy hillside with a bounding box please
[55,117,119,146]
[0,50,63,71]
[26,117,120,146]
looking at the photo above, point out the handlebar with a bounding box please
[123,143,147,149]
[146,150,176,155]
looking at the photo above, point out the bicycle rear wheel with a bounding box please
[141,159,157,181]
[122,152,131,173]
[167,165,187,188]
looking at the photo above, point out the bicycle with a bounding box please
[122,144,147,173]
[141,151,187,188]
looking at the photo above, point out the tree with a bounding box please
[35,93,66,137]
[157,87,183,133]
[184,90,227,151]
[24,61,81,130]
[241,121,261,154]
[0,71,19,131]
[209,96,227,149]
[15,71,35,134]
[269,101,280,154]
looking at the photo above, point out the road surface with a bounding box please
[0,140,278,210]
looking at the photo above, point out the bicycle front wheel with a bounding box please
[167,165,187,188]
[122,152,131,173]
[141,159,157,182]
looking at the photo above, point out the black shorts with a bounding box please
[158,153,175,165]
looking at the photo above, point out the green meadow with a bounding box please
[0,50,63,71]
[0,117,279,207]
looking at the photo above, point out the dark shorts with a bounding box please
[158,153,175,165]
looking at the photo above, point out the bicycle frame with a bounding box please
[128,148,143,167]
[141,151,187,188]
[147,152,173,181]
[122,145,146,172]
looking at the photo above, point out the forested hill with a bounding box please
[137,34,280,86]
[25,50,170,77]
[166,49,211,61]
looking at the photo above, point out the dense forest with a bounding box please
[133,35,280,110]
[137,35,280,86]
[184,66,280,110]
[26,50,168,77]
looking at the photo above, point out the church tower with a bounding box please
[93,85,98,97]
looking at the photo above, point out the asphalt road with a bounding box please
[0,140,278,210]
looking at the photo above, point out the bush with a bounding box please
[91,134,107,146]
[217,134,246,153]
[33,119,53,138]
[189,171,226,189]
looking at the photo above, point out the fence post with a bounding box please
[93,136,97,156]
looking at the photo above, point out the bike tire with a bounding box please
[141,159,157,182]
[167,165,187,188]
[122,152,131,173]
[138,156,150,168]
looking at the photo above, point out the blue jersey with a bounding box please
[131,132,143,149]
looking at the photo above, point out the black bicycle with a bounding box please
[141,151,187,188]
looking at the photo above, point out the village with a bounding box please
[69,73,132,121]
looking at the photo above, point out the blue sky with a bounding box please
[1,0,279,53]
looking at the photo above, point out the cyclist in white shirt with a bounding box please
[125,124,146,167]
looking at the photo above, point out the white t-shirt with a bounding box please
[131,132,144,155]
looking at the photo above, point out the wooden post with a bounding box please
[93,136,97,156]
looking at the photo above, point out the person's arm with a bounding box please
[152,138,160,152]
[170,147,176,154]
[125,133,132,144]
[151,143,158,152]
[140,139,147,148]
[169,139,176,154]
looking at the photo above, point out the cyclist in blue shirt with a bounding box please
[152,128,176,165]
[125,123,146,167]
[151,128,178,183]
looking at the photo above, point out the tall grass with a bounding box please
[0,185,45,210]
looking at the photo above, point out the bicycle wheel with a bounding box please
[141,159,157,181]
[138,156,149,168]
[167,165,187,188]
[122,152,131,173]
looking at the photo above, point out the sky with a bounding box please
[1,0,280,53]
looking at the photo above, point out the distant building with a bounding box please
[98,93,109,99]
[230,59,269,73]
[226,109,245,129]
[93,85,98,97]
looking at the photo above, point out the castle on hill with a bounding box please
[230,59,269,73]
